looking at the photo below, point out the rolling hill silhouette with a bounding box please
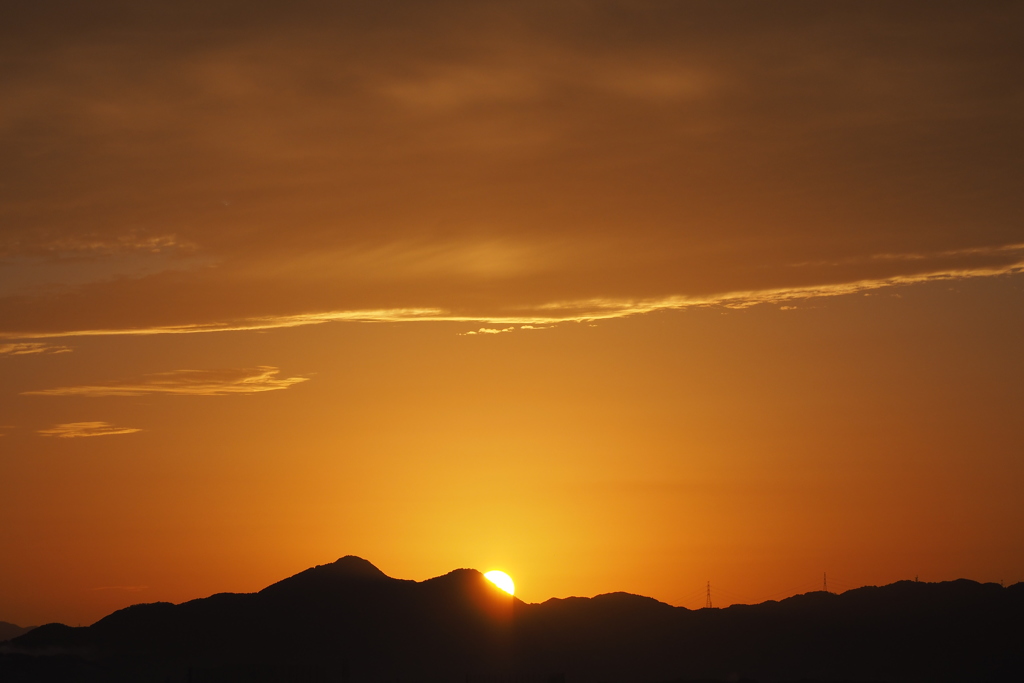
[0,622,35,643]
[1,556,1021,682]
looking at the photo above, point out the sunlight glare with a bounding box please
[484,570,515,595]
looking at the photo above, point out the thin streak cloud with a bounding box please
[462,327,516,336]
[24,366,308,397]
[788,243,1024,268]
[3,256,1022,340]
[0,343,72,356]
[530,260,1024,320]
[0,309,446,340]
[0,232,190,259]
[38,422,142,438]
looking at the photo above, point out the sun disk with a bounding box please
[484,570,515,595]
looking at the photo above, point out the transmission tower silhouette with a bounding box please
[823,572,828,593]
[705,581,712,609]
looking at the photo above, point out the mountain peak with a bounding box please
[321,555,391,580]
[258,555,392,596]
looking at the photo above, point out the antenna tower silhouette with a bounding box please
[823,572,828,593]
[705,581,712,609]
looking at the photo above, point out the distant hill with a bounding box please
[0,622,35,643]
[2,556,1021,682]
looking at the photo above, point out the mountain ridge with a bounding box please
[2,557,1022,682]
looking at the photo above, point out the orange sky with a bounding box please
[1,1,1023,627]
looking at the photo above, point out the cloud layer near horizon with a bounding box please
[25,367,309,397]
[1,1,1022,337]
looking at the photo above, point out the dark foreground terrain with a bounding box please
[2,556,1021,682]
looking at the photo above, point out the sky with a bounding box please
[1,1,1023,627]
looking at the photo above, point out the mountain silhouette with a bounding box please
[0,622,35,643]
[1,557,1021,682]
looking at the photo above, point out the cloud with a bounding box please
[0,232,189,259]
[0,3,1022,339]
[38,422,142,438]
[380,65,542,110]
[0,233,209,298]
[2,253,1023,340]
[462,326,515,336]
[526,259,1024,320]
[24,366,309,397]
[788,243,1024,268]
[1,310,445,340]
[0,342,72,356]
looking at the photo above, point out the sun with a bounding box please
[484,570,515,595]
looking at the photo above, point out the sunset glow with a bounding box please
[0,2,1022,631]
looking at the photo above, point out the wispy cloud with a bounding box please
[460,324,550,335]
[8,253,1024,339]
[0,309,446,340]
[529,259,1024,320]
[788,243,1024,268]
[0,342,72,356]
[2,254,1023,341]
[91,585,148,592]
[462,326,516,336]
[0,234,210,298]
[38,422,142,438]
[0,232,193,259]
[24,366,309,397]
